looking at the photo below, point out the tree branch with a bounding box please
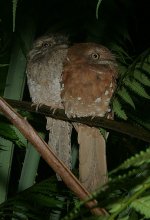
[4,98,150,143]
[0,97,108,216]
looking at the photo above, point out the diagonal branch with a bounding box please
[4,98,150,143]
[0,97,108,216]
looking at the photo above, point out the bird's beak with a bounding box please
[98,59,118,67]
[55,43,69,50]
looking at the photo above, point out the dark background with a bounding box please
[1,0,150,52]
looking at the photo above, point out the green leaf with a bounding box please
[117,87,135,109]
[133,68,150,86]
[0,122,27,147]
[113,98,128,120]
[131,196,150,219]
[12,0,18,32]
[109,203,122,213]
[124,79,150,99]
[118,216,129,220]
[111,44,132,61]
[96,0,103,19]
[129,115,150,130]
[12,126,27,147]
[0,64,9,67]
[141,62,150,75]
[113,148,150,171]
[118,63,128,76]
[0,122,18,141]
[99,128,108,140]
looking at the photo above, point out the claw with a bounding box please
[31,103,43,112]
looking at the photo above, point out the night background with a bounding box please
[0,0,150,219]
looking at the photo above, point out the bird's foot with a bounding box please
[31,102,43,112]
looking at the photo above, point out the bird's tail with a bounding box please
[46,118,72,177]
[76,124,108,192]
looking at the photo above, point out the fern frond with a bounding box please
[108,180,150,220]
[124,79,150,99]
[0,122,27,147]
[117,87,135,109]
[113,98,127,120]
[111,148,150,174]
[133,68,150,87]
[131,195,150,219]
[0,178,66,219]
[12,0,18,32]
[109,168,140,183]
[130,115,150,130]
[111,44,132,62]
[142,62,150,75]
[118,63,128,77]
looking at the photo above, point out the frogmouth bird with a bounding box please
[26,34,118,192]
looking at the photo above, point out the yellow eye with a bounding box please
[91,53,100,60]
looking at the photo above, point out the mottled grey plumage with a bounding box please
[26,34,72,171]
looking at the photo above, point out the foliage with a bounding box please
[63,146,150,220]
[12,0,18,32]
[112,43,150,122]
[0,178,74,219]
[0,112,45,148]
[96,0,103,19]
[0,147,150,219]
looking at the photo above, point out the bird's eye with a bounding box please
[42,42,52,48]
[91,53,100,60]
